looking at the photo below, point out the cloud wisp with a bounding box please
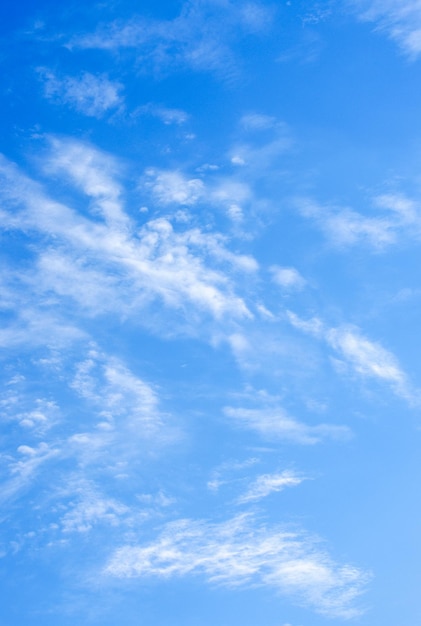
[40,70,123,117]
[105,513,369,619]
[237,470,308,504]
[287,311,417,403]
[70,0,274,79]
[351,0,421,57]
[297,193,421,250]
[0,140,257,340]
[224,405,350,444]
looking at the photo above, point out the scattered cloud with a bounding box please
[70,349,165,439]
[0,344,178,546]
[60,481,130,533]
[45,136,129,227]
[326,326,410,396]
[70,0,275,78]
[0,144,256,334]
[207,457,259,493]
[297,193,421,249]
[237,470,308,504]
[229,114,291,171]
[134,103,189,125]
[1,441,60,504]
[270,266,306,290]
[350,0,421,57]
[224,405,350,444]
[40,69,123,117]
[287,311,416,402]
[145,168,205,206]
[105,513,369,618]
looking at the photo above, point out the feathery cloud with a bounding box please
[224,405,350,444]
[287,311,416,402]
[70,1,274,78]
[237,470,307,504]
[297,193,421,249]
[351,0,421,57]
[105,513,369,618]
[40,70,123,117]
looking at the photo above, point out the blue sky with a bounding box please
[1,1,421,624]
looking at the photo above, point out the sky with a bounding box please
[1,1,421,624]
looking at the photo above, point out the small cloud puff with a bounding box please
[271,266,306,290]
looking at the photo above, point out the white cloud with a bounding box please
[104,513,369,618]
[224,406,350,444]
[70,1,274,78]
[41,70,123,116]
[0,344,179,540]
[145,169,205,206]
[297,193,421,250]
[326,326,409,393]
[229,114,291,171]
[237,470,307,504]
[287,311,415,402]
[45,137,129,227]
[270,266,306,290]
[207,457,259,493]
[69,349,166,442]
[145,167,254,226]
[60,482,130,533]
[1,442,60,504]
[0,148,256,330]
[351,0,421,57]
[135,103,189,125]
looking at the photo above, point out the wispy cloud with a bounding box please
[144,168,205,206]
[0,441,60,504]
[40,69,123,117]
[143,166,255,227]
[297,193,421,249]
[230,113,292,172]
[350,0,421,57]
[70,0,274,79]
[224,405,350,444]
[0,142,256,335]
[0,344,178,548]
[59,480,130,533]
[207,457,259,493]
[237,470,308,504]
[45,137,129,227]
[69,348,166,441]
[105,513,369,618]
[134,103,189,125]
[287,311,417,402]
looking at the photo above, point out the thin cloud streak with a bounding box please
[296,193,421,249]
[39,70,124,117]
[287,311,418,403]
[351,0,421,57]
[237,470,308,504]
[70,0,274,79]
[224,405,351,444]
[105,513,369,618]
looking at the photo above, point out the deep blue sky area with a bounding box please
[1,1,421,625]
